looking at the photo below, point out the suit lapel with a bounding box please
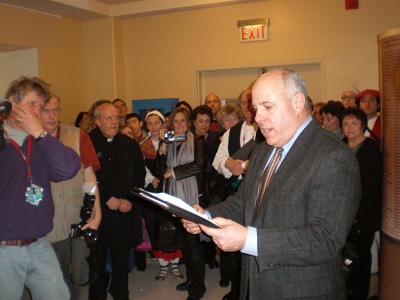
[253,120,319,223]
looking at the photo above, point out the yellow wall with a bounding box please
[1,0,400,123]
[122,0,400,107]
[0,4,86,124]
[83,18,117,103]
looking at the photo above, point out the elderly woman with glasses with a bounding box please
[216,103,244,137]
[341,87,360,109]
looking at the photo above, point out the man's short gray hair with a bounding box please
[94,102,114,120]
[279,68,308,108]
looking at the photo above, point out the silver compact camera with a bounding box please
[164,131,186,144]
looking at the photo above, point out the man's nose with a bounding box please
[255,110,262,122]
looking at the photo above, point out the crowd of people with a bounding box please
[0,70,382,300]
[312,88,382,299]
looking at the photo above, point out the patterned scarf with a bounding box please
[140,137,157,159]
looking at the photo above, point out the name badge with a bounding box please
[25,184,44,206]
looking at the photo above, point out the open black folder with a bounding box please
[131,187,221,229]
[231,139,258,160]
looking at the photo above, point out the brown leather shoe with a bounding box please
[155,267,168,281]
[171,263,184,280]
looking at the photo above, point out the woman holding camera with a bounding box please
[140,110,184,281]
[157,106,208,300]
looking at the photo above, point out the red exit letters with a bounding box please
[240,25,268,42]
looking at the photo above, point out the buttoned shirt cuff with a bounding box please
[240,226,258,256]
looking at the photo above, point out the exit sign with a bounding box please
[237,18,269,43]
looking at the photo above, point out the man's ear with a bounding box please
[139,121,143,127]
[95,118,100,127]
[293,93,305,113]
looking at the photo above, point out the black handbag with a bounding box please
[342,241,359,276]
[342,230,360,296]
[153,214,177,252]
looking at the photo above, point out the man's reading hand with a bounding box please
[200,218,247,252]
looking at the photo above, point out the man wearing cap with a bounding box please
[356,89,381,144]
[341,87,359,108]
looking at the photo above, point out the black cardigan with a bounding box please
[352,138,382,235]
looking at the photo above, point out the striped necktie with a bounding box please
[255,148,283,214]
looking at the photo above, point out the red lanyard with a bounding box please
[8,135,33,178]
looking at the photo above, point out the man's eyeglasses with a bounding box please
[341,95,356,100]
[223,117,238,122]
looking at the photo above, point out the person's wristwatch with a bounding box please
[36,130,48,141]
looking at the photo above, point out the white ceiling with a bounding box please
[0,0,263,21]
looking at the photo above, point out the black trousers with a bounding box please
[89,222,131,300]
[220,250,241,298]
[181,232,206,297]
[202,240,217,265]
[346,231,376,300]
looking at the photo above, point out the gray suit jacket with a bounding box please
[208,119,361,299]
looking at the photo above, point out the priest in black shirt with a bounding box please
[88,103,145,300]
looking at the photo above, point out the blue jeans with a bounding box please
[0,237,69,300]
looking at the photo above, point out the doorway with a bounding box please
[197,62,324,105]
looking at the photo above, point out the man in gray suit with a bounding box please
[184,68,361,299]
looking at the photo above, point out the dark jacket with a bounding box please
[157,132,207,203]
[89,128,146,247]
[352,138,382,235]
